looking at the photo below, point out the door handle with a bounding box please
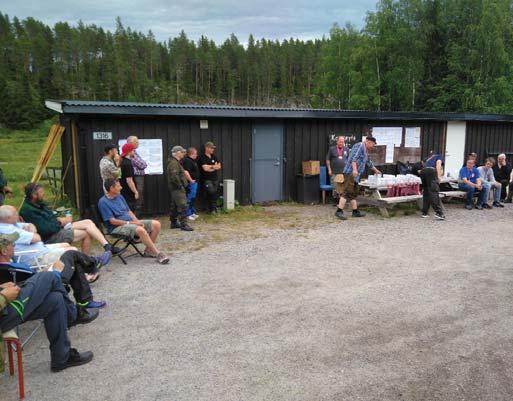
[274,162,280,166]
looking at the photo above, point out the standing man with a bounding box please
[182,147,200,220]
[198,141,222,214]
[335,136,381,220]
[166,146,193,231]
[478,158,503,208]
[127,136,147,211]
[419,162,445,220]
[492,153,511,201]
[99,144,121,190]
[119,143,138,211]
[0,164,12,206]
[326,136,349,201]
[458,158,486,210]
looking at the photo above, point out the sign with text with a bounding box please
[93,132,112,140]
[118,139,163,175]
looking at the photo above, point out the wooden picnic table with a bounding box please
[357,177,461,217]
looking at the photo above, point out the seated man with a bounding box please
[98,178,169,264]
[492,153,512,201]
[459,158,486,210]
[20,183,114,256]
[478,158,504,208]
[0,234,96,372]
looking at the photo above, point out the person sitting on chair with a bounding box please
[478,158,504,208]
[458,158,486,210]
[20,183,115,259]
[98,178,170,265]
[493,153,512,202]
[0,233,97,372]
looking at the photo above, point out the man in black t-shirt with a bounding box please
[119,143,138,211]
[182,147,200,219]
[197,141,222,214]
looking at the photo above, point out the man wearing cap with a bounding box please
[99,144,121,190]
[0,233,96,372]
[198,141,222,214]
[127,136,148,211]
[336,136,381,220]
[166,146,193,231]
[119,142,139,211]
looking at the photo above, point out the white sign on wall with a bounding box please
[93,132,112,140]
[118,139,164,175]
[371,127,403,163]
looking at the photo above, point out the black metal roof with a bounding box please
[45,100,513,122]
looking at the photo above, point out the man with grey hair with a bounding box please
[493,153,512,201]
[127,136,148,211]
[166,146,193,231]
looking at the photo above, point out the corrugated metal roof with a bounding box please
[45,99,513,122]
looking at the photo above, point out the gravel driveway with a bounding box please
[3,203,513,401]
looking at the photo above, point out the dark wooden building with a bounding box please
[45,100,513,216]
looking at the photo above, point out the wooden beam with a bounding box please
[71,121,81,212]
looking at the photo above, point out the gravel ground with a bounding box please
[3,203,513,401]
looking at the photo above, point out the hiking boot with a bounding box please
[156,252,170,264]
[86,300,107,309]
[180,223,194,232]
[69,307,99,328]
[335,210,347,220]
[95,250,112,268]
[352,210,366,218]
[51,348,94,372]
[170,220,181,229]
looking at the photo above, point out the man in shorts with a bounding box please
[98,178,169,264]
[326,136,349,201]
[20,183,114,258]
[335,136,381,220]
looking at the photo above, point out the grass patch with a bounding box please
[0,118,63,208]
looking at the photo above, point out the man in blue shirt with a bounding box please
[98,178,169,264]
[459,158,486,210]
[336,136,381,220]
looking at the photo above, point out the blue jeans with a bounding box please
[459,183,487,206]
[482,181,502,203]
[186,182,198,216]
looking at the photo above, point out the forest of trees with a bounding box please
[1,0,513,129]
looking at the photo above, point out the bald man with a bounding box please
[127,136,147,211]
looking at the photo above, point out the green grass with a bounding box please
[0,118,62,208]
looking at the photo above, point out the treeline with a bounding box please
[1,0,513,129]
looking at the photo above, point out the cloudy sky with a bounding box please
[0,0,378,43]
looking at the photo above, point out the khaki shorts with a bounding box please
[111,220,153,239]
[341,174,359,201]
[45,228,74,244]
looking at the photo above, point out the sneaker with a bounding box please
[421,213,429,218]
[465,204,473,210]
[95,250,112,268]
[187,215,196,221]
[493,201,504,208]
[69,307,99,328]
[335,210,347,220]
[192,214,199,219]
[156,252,170,264]
[51,348,94,372]
[434,213,445,220]
[180,224,194,232]
[86,300,107,309]
[352,210,366,218]
[482,203,492,209]
[475,204,483,210]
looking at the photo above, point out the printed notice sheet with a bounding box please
[118,139,163,175]
[405,127,421,148]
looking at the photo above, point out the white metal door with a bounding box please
[444,121,466,178]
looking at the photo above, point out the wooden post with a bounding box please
[71,121,81,212]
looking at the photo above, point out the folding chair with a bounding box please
[88,206,142,265]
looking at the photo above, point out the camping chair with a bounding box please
[1,261,40,401]
[89,206,142,265]
[319,166,334,204]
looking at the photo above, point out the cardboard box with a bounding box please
[302,160,320,175]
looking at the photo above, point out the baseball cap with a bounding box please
[366,135,377,144]
[205,141,216,149]
[121,143,136,157]
[171,145,186,154]
[0,232,19,252]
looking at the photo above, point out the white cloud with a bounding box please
[0,0,378,43]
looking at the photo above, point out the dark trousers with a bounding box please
[169,189,188,224]
[498,179,509,200]
[0,272,76,368]
[59,250,97,304]
[458,183,487,206]
[203,180,219,212]
[420,167,444,215]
